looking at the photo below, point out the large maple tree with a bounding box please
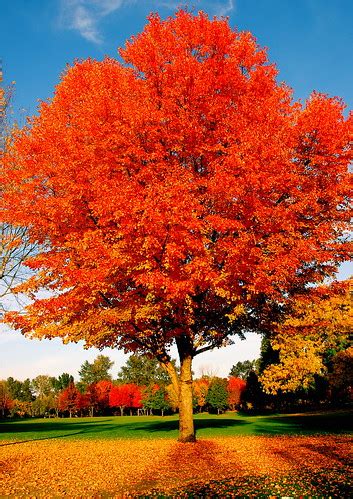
[1,11,352,441]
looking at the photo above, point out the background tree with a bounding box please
[193,377,210,413]
[2,11,352,442]
[109,383,142,416]
[58,383,84,417]
[0,65,36,312]
[227,376,246,410]
[6,377,34,402]
[51,373,74,393]
[142,384,171,416]
[260,281,352,395]
[229,360,258,380]
[206,378,229,414]
[0,380,13,417]
[117,354,171,386]
[30,374,58,416]
[79,355,114,386]
[31,375,54,398]
[242,371,266,412]
[329,346,353,402]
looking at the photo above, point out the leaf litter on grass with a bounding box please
[0,434,351,497]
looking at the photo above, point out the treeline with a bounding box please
[1,345,351,419]
[0,354,248,418]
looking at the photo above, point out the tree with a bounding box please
[31,375,55,398]
[109,383,142,416]
[117,354,171,386]
[206,377,229,414]
[260,281,352,394]
[79,355,114,385]
[0,67,36,312]
[329,346,353,401]
[51,373,74,393]
[242,371,266,412]
[2,11,352,442]
[0,380,13,417]
[58,383,84,417]
[227,376,246,410]
[84,380,113,416]
[142,384,171,416]
[193,377,210,412]
[229,360,257,380]
[6,377,34,402]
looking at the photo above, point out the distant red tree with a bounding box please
[58,384,85,417]
[227,376,246,410]
[0,381,13,417]
[96,380,113,411]
[109,384,142,415]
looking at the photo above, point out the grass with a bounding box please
[0,408,351,442]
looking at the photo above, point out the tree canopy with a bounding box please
[260,280,352,394]
[1,10,352,441]
[117,354,171,387]
[79,355,114,385]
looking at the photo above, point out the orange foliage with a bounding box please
[57,384,85,416]
[109,383,142,414]
[227,376,246,410]
[2,11,351,353]
[1,11,352,440]
[0,435,351,496]
[193,377,210,410]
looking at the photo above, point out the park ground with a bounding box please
[0,410,352,497]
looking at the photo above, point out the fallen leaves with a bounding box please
[0,435,351,497]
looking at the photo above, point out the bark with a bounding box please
[160,360,180,398]
[178,353,196,442]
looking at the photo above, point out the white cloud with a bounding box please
[59,0,130,44]
[156,1,235,17]
[215,0,235,17]
[59,0,235,44]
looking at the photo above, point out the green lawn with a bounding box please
[0,409,351,442]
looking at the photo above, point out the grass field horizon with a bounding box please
[0,408,352,442]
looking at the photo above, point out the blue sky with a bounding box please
[1,0,352,381]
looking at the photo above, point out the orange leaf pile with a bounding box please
[0,435,351,497]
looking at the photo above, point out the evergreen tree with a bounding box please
[229,360,257,379]
[79,355,114,385]
[206,378,229,414]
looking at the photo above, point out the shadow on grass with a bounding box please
[121,417,249,434]
[0,411,351,446]
[0,417,249,445]
[0,419,115,446]
[254,412,353,435]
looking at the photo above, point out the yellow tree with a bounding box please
[260,280,352,394]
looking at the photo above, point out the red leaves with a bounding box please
[1,10,352,362]
[57,383,85,415]
[109,384,142,413]
[227,377,246,410]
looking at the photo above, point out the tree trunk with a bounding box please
[178,354,196,442]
